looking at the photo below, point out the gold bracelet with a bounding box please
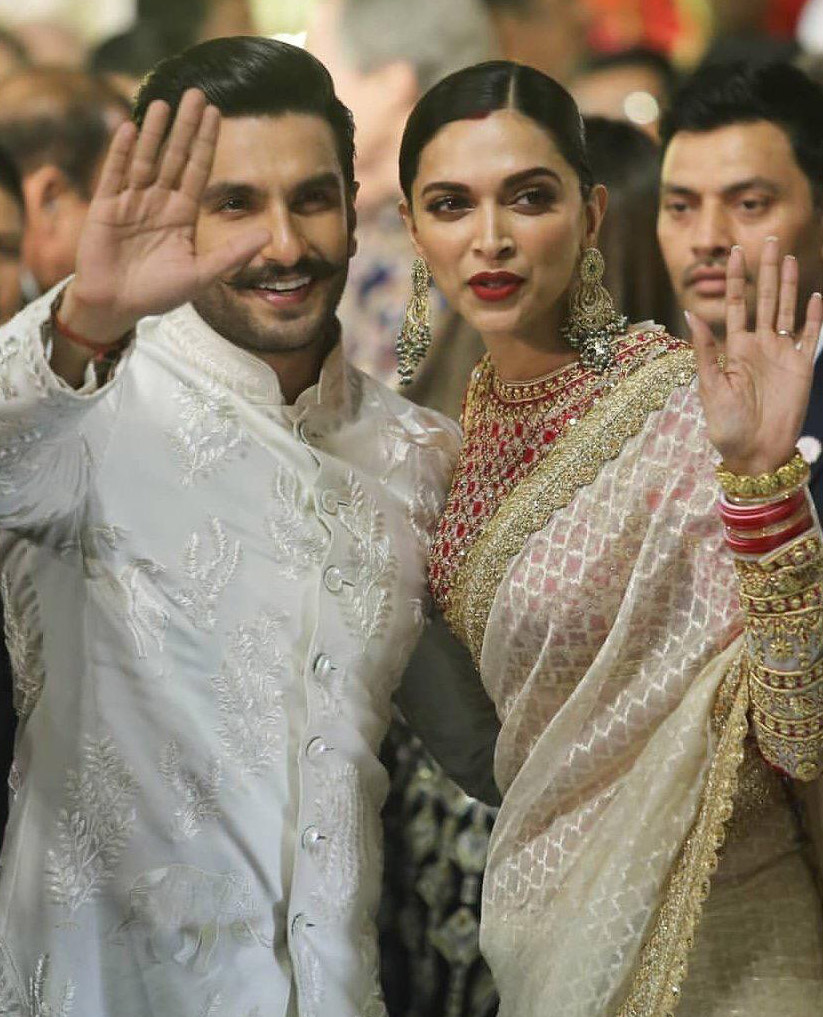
[716,450,810,501]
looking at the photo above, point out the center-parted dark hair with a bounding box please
[399,60,593,203]
[660,62,823,204]
[133,36,356,190]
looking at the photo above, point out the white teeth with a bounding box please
[257,276,311,293]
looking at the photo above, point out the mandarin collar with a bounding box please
[158,303,357,420]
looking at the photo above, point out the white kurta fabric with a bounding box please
[0,288,459,1017]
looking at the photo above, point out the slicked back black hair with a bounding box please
[399,60,592,203]
[133,36,356,190]
[660,62,823,204]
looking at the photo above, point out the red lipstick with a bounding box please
[468,271,524,302]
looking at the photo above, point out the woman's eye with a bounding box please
[219,197,247,213]
[513,187,553,208]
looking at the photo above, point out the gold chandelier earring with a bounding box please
[560,247,627,372]
[396,257,433,385]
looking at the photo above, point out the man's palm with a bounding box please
[69,90,269,340]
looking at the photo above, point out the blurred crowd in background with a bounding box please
[1,2,823,1016]
[0,0,820,398]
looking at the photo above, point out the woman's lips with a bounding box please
[468,271,525,302]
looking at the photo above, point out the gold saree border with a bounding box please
[446,348,697,663]
[615,653,749,1017]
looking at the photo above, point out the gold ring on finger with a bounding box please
[777,328,795,339]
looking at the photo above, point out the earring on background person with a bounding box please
[561,246,628,372]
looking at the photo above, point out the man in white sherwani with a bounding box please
[0,37,459,1017]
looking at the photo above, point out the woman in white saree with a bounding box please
[396,62,823,1015]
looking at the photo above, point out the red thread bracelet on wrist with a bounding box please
[53,309,127,362]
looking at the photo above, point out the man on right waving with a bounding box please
[657,62,823,516]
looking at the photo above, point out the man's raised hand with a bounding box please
[59,89,270,346]
[688,238,823,476]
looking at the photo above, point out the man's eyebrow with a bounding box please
[660,183,698,197]
[720,176,780,198]
[660,177,781,199]
[420,166,561,198]
[291,171,342,194]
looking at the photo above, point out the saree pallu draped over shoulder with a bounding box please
[439,339,823,1016]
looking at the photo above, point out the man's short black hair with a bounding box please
[660,62,823,204]
[134,36,356,191]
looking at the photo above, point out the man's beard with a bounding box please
[192,254,349,356]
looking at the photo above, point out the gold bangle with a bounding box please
[716,450,810,501]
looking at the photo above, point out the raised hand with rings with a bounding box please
[687,235,822,476]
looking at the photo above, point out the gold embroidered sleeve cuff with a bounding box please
[736,531,823,780]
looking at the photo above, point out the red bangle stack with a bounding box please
[718,488,813,555]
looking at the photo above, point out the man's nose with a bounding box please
[260,206,308,266]
[691,204,733,259]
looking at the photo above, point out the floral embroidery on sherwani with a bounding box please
[0,947,75,1017]
[0,571,44,722]
[168,378,246,486]
[266,464,329,577]
[46,738,138,913]
[172,516,242,631]
[211,609,287,776]
[0,293,460,1016]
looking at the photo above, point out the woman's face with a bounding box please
[402,109,604,347]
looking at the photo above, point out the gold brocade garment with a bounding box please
[428,332,823,1016]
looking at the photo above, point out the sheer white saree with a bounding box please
[445,350,823,1016]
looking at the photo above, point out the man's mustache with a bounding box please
[226,257,343,289]
[682,257,754,289]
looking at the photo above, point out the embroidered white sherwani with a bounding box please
[0,288,459,1017]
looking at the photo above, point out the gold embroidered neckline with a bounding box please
[491,356,582,405]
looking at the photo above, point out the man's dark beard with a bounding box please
[193,254,349,356]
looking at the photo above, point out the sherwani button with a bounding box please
[302,825,324,849]
[291,912,313,935]
[320,490,340,514]
[323,566,344,593]
[313,653,333,679]
[306,736,331,759]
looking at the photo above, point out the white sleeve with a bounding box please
[0,285,128,530]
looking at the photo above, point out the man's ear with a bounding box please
[22,164,71,235]
[399,199,425,259]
